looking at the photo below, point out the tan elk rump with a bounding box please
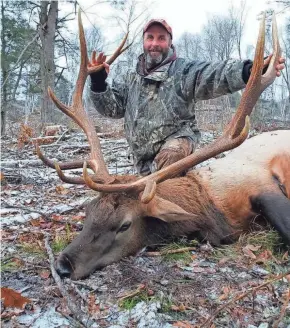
[36,10,290,280]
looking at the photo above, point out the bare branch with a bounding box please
[44,233,92,327]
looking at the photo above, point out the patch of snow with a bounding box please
[17,307,70,327]
[1,212,41,225]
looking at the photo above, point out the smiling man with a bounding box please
[89,19,285,175]
[143,19,174,70]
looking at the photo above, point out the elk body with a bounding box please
[36,11,290,280]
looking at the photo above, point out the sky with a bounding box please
[68,0,288,59]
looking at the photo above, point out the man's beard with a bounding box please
[144,47,168,69]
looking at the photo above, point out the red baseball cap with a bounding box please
[143,19,173,39]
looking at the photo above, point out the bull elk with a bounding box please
[36,11,290,280]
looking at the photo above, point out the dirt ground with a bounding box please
[1,128,290,328]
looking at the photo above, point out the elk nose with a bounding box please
[55,254,73,278]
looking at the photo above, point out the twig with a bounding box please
[199,270,290,328]
[70,282,87,303]
[44,233,92,327]
[118,284,146,302]
[144,247,196,257]
[72,281,95,290]
[54,129,69,144]
[272,289,290,328]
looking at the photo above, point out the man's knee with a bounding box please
[152,137,195,172]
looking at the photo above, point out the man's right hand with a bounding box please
[88,51,110,75]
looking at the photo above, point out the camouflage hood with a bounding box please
[90,55,247,173]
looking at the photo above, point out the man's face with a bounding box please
[143,24,172,68]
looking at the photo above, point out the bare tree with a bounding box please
[109,0,152,79]
[229,0,248,60]
[175,32,203,61]
[201,14,238,61]
[38,1,58,124]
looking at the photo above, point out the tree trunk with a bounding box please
[38,1,58,124]
[1,0,7,135]
[12,62,24,101]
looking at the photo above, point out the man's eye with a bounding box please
[117,222,131,233]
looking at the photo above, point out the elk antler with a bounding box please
[81,13,281,202]
[36,9,131,185]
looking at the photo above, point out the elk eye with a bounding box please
[117,222,131,233]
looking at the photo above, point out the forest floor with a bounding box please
[1,125,290,328]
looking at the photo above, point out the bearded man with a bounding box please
[89,19,285,175]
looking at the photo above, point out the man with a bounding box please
[89,19,285,175]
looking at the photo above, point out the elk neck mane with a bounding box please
[147,172,236,245]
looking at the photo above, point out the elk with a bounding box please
[36,11,290,280]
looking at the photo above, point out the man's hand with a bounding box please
[263,55,285,77]
[88,51,110,74]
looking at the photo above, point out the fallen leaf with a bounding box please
[30,219,41,227]
[1,287,31,309]
[242,245,257,259]
[88,293,100,315]
[246,244,261,252]
[71,214,85,221]
[55,185,69,195]
[218,257,230,265]
[255,250,272,264]
[285,275,290,282]
[171,303,186,312]
[39,222,53,229]
[218,286,231,301]
[171,305,180,311]
[147,289,154,296]
[40,270,50,279]
[0,172,5,181]
[282,251,289,262]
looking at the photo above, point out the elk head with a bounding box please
[37,11,280,279]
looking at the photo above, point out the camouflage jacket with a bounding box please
[90,53,248,170]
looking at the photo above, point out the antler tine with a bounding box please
[261,13,281,88]
[82,13,279,202]
[36,143,109,184]
[37,9,121,185]
[225,13,280,138]
[36,143,86,170]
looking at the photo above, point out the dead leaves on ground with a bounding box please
[17,124,34,149]
[1,287,31,309]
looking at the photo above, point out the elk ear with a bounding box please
[142,196,196,222]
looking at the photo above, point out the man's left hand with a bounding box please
[264,55,285,77]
